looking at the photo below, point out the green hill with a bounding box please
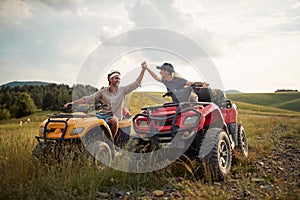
[227,92,300,112]
[232,101,300,117]
[0,81,52,88]
[128,92,300,116]
[272,98,300,111]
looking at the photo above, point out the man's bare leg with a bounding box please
[108,116,119,139]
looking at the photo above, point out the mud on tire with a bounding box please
[32,143,47,161]
[81,126,115,169]
[198,128,232,181]
[32,142,57,162]
[125,137,153,153]
[237,123,248,158]
[93,141,112,169]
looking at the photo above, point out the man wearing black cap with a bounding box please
[146,62,193,102]
[64,61,147,137]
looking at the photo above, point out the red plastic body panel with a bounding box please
[221,108,237,124]
[134,103,222,134]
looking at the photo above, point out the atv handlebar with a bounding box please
[191,82,206,90]
[162,83,206,99]
[63,103,107,113]
[162,91,172,97]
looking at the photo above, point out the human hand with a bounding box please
[64,102,71,108]
[141,61,147,69]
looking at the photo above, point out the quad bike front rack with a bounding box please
[35,113,93,144]
[133,102,203,141]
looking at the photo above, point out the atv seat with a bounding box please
[193,87,227,107]
[168,87,193,103]
[219,99,233,108]
[163,102,179,107]
[193,87,212,102]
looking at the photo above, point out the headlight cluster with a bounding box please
[39,126,44,134]
[138,120,148,128]
[183,116,198,125]
[70,127,85,135]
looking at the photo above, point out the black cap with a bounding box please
[156,63,174,73]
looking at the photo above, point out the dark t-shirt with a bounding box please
[162,77,187,91]
[162,77,190,103]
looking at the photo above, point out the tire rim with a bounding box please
[241,130,248,154]
[219,140,230,169]
[95,143,112,169]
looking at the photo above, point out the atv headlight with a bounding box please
[70,127,85,135]
[138,120,148,128]
[39,126,45,134]
[183,116,198,125]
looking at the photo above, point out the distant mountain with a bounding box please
[0,81,53,88]
[225,90,241,94]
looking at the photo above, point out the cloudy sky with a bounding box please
[0,0,299,92]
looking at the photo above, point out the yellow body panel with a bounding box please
[119,118,131,128]
[38,113,131,140]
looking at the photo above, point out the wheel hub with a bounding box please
[219,140,229,168]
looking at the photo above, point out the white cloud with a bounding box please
[173,0,205,13]
[35,38,43,45]
[0,0,299,92]
[0,0,32,26]
[213,30,300,92]
[128,0,193,29]
[39,0,85,11]
[292,1,300,9]
[96,25,126,42]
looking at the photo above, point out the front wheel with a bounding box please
[32,143,47,161]
[82,126,115,159]
[32,142,56,162]
[198,128,232,181]
[125,137,152,153]
[94,141,112,170]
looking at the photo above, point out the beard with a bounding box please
[113,81,120,87]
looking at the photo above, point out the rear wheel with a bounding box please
[198,128,232,181]
[237,124,248,158]
[228,122,238,145]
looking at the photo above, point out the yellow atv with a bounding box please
[32,103,131,167]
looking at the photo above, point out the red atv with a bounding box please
[131,82,248,181]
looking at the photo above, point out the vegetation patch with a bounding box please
[227,92,300,112]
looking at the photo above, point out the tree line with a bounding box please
[0,84,98,120]
[275,89,298,93]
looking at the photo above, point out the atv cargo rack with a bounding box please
[35,113,96,144]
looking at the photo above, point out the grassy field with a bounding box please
[0,92,299,199]
[227,92,300,112]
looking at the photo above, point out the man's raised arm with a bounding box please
[136,61,147,85]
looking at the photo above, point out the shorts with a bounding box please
[96,112,113,123]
